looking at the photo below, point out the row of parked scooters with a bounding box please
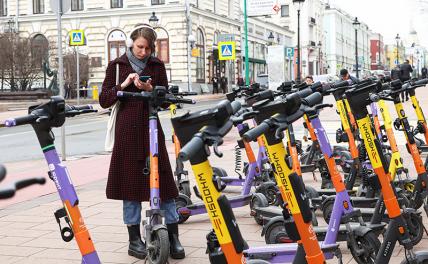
[171,77,428,264]
[1,77,428,264]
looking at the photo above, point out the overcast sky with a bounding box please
[328,0,428,47]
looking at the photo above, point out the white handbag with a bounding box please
[104,64,120,152]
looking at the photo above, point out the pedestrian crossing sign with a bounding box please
[69,30,85,46]
[218,41,235,60]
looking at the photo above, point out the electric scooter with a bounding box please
[174,98,340,264]
[345,80,428,264]
[173,100,270,224]
[246,92,383,263]
[168,88,197,198]
[117,87,195,264]
[4,96,101,264]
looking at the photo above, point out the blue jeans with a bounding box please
[123,199,179,225]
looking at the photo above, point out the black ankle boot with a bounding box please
[127,225,147,259]
[167,223,185,259]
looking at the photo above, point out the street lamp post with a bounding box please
[416,49,420,78]
[395,34,400,65]
[317,41,322,74]
[185,0,194,92]
[149,11,159,27]
[268,31,275,46]
[293,0,305,84]
[352,17,360,78]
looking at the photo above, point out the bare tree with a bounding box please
[63,50,89,97]
[0,33,49,91]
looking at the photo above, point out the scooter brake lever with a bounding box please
[36,116,49,123]
[274,123,288,140]
[212,141,223,158]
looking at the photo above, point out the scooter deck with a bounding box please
[253,206,388,226]
[311,196,378,209]
[314,222,386,241]
[420,144,428,153]
[244,241,339,262]
[315,188,356,196]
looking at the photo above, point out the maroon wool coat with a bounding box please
[99,54,178,202]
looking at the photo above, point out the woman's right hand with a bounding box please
[120,73,139,90]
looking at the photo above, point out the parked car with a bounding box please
[312,74,339,84]
[256,74,269,89]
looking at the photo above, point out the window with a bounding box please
[107,30,127,61]
[111,0,123,8]
[196,28,205,83]
[31,34,49,67]
[33,0,44,14]
[154,27,170,63]
[71,0,84,11]
[281,5,289,17]
[151,0,165,4]
[228,0,234,18]
[0,0,6,16]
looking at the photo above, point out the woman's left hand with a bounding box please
[134,78,153,92]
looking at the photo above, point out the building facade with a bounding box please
[323,5,371,78]
[0,0,290,93]
[267,0,326,79]
[369,32,385,71]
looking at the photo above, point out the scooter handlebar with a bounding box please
[0,165,5,183]
[4,114,38,127]
[242,121,270,142]
[178,135,205,161]
[0,177,46,199]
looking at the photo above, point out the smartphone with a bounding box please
[139,76,151,82]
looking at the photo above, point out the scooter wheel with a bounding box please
[256,182,281,206]
[349,230,380,264]
[179,182,192,198]
[175,194,192,224]
[264,220,294,244]
[148,228,169,264]
[250,193,269,225]
[408,213,424,246]
[305,186,319,199]
[321,198,334,224]
[212,167,227,191]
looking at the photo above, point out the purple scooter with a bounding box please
[117,86,195,263]
[4,96,101,264]
[174,107,270,224]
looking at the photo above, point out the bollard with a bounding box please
[92,86,99,100]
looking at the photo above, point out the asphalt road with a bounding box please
[0,100,224,163]
[1,94,417,163]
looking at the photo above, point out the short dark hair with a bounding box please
[340,69,348,76]
[305,75,313,81]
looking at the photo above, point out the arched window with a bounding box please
[31,34,49,67]
[196,28,205,83]
[107,29,126,61]
[154,27,169,64]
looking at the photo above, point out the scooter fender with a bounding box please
[261,216,284,237]
[151,224,168,233]
[351,225,373,238]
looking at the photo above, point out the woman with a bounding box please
[99,24,185,260]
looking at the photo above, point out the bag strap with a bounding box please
[116,63,120,86]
